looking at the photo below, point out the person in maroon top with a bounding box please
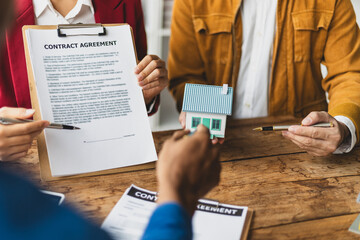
[0,0,168,161]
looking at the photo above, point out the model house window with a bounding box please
[211,119,221,130]
[192,117,201,128]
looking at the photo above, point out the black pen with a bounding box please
[0,117,80,130]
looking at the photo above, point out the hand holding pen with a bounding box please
[0,108,49,161]
[0,107,80,161]
[255,111,351,157]
[0,117,80,130]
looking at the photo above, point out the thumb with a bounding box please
[0,107,35,119]
[301,111,330,126]
[196,124,210,138]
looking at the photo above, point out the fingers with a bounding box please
[286,135,325,156]
[0,107,35,119]
[282,131,327,149]
[284,112,344,156]
[141,76,168,91]
[135,55,166,86]
[6,151,28,161]
[282,131,334,156]
[171,124,210,142]
[0,144,31,161]
[212,137,225,145]
[137,55,168,103]
[302,111,331,126]
[194,124,210,139]
[192,125,213,158]
[288,137,328,156]
[0,121,44,161]
[139,68,167,89]
[6,144,31,156]
[135,55,160,74]
[4,130,42,147]
[141,78,160,90]
[288,125,329,140]
[172,129,190,140]
[179,112,186,129]
[1,120,49,137]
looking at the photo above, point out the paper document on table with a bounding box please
[23,25,157,177]
[101,185,250,240]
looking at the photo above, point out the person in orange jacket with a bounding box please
[169,0,360,156]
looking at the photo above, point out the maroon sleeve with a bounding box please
[134,0,148,61]
[0,44,17,108]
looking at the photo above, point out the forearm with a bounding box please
[322,0,360,143]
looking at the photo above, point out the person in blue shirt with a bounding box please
[0,123,219,240]
[0,1,221,239]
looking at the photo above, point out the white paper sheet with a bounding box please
[101,185,248,240]
[25,25,157,176]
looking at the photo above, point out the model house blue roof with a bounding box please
[182,84,233,115]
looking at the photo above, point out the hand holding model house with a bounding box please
[180,84,233,144]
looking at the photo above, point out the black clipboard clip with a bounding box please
[57,24,107,37]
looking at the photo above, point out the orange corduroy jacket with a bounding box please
[168,0,360,143]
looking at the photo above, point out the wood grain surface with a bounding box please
[1,116,360,239]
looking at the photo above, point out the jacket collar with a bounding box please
[32,0,48,18]
[14,0,34,20]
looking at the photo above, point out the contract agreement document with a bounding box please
[102,185,250,240]
[23,25,157,177]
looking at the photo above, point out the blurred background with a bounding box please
[141,0,360,132]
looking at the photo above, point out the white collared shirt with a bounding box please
[233,0,277,119]
[234,0,356,153]
[32,0,95,25]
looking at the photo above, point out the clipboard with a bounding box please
[22,24,156,181]
[199,198,253,240]
[241,209,253,240]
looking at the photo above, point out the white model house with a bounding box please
[182,84,233,139]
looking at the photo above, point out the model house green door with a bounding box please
[202,118,210,129]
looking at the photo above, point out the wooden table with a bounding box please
[2,116,360,239]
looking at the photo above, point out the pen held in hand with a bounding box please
[253,122,333,131]
[0,117,80,130]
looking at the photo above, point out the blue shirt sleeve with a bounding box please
[0,170,112,240]
[0,169,192,240]
[142,203,193,240]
